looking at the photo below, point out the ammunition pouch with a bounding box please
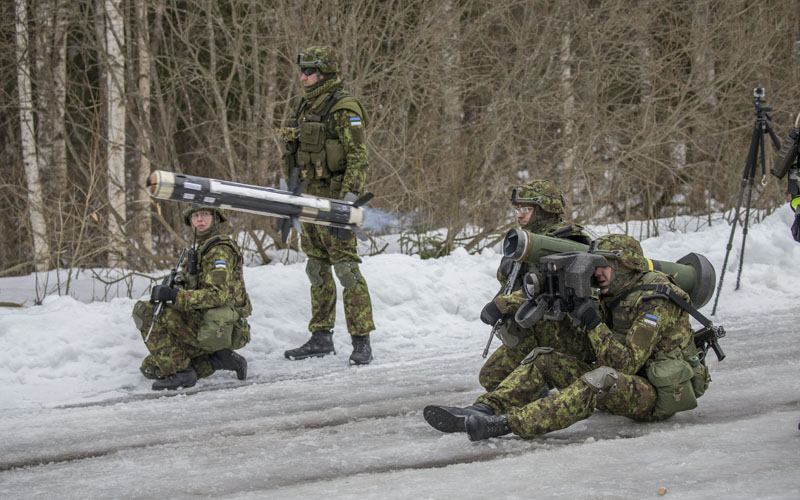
[646,350,700,419]
[197,304,238,351]
[298,121,327,180]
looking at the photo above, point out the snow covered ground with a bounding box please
[1,209,798,499]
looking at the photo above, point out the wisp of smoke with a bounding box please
[362,207,402,234]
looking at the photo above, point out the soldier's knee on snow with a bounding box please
[333,261,361,289]
[305,259,325,287]
[580,366,620,399]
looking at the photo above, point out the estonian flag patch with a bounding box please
[214,260,227,269]
[349,117,362,127]
[644,313,659,327]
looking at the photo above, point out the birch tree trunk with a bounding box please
[15,0,52,272]
[33,0,68,196]
[560,21,577,209]
[104,0,127,267]
[135,0,153,254]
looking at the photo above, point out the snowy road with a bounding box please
[2,213,800,499]
[2,307,798,500]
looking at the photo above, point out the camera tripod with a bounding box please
[711,89,781,315]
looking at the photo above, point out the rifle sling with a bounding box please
[606,284,713,329]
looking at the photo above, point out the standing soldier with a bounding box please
[132,205,251,390]
[281,45,376,365]
[424,234,711,441]
[477,180,591,391]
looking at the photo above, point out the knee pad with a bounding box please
[132,301,153,331]
[581,366,620,398]
[333,261,361,289]
[305,259,325,288]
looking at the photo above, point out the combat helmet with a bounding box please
[297,46,341,76]
[182,203,228,227]
[510,180,566,215]
[589,234,648,272]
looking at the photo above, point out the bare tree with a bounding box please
[104,0,127,267]
[15,0,52,272]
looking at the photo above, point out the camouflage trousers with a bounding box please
[133,301,215,378]
[479,317,594,392]
[300,222,375,336]
[476,349,659,439]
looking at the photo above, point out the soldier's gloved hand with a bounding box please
[480,300,503,325]
[150,284,179,304]
[791,211,800,242]
[572,298,602,330]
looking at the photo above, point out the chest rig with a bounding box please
[291,87,367,182]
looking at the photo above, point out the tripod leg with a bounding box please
[735,127,766,290]
[711,124,760,315]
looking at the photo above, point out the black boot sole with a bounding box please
[284,350,336,361]
[423,405,467,433]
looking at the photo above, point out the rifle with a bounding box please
[144,248,187,343]
[482,261,522,358]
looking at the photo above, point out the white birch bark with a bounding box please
[135,0,153,254]
[560,24,577,208]
[105,0,127,267]
[15,0,52,272]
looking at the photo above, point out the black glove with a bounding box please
[150,284,179,304]
[480,300,503,326]
[792,212,800,242]
[572,298,602,330]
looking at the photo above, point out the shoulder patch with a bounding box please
[214,260,227,269]
[349,117,362,127]
[644,313,658,327]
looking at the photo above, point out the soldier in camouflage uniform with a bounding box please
[133,205,252,390]
[477,180,590,391]
[424,234,710,441]
[281,45,376,366]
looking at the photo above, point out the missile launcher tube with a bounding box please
[503,229,717,308]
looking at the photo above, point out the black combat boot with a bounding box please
[152,367,197,390]
[423,403,494,433]
[210,348,248,380]
[465,414,511,441]
[349,334,373,365]
[284,330,335,360]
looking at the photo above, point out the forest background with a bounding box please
[3,0,800,288]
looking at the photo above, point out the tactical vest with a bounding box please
[293,89,368,182]
[602,271,692,350]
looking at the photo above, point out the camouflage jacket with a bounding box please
[173,230,251,316]
[588,271,694,376]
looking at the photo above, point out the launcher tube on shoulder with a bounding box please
[146,170,368,231]
[503,229,717,308]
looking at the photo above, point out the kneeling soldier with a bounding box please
[424,234,710,441]
[133,204,252,390]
